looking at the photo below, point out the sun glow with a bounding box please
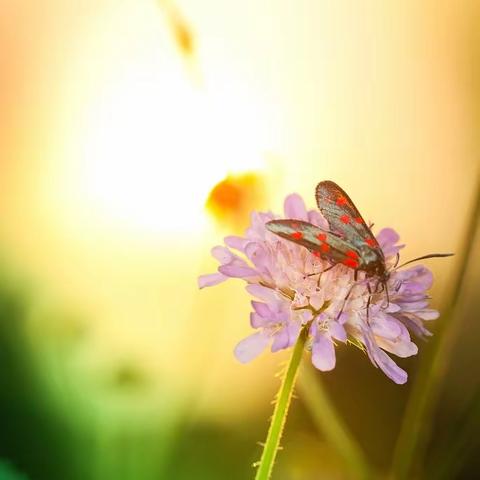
[79,74,265,234]
[56,1,271,236]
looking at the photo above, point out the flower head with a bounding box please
[199,193,439,384]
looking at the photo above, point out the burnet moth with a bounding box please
[266,181,453,314]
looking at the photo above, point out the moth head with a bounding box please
[365,260,387,280]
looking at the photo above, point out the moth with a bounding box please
[266,181,453,305]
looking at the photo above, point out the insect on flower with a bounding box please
[266,181,453,315]
[199,182,454,383]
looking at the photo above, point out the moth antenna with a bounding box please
[394,253,454,271]
[393,252,400,268]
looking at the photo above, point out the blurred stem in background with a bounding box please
[427,387,480,480]
[298,365,374,480]
[391,174,480,479]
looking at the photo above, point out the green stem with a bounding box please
[254,325,309,480]
[298,364,375,479]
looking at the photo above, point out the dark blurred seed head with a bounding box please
[110,364,149,392]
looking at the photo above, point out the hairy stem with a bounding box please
[254,325,309,480]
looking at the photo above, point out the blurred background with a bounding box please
[0,0,479,479]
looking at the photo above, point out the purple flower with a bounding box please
[199,193,439,384]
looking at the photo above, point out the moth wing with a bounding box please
[265,219,357,265]
[315,180,382,255]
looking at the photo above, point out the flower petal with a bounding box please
[219,264,258,278]
[307,210,329,230]
[271,328,290,352]
[375,347,408,384]
[246,284,279,302]
[376,228,405,257]
[198,273,227,288]
[311,334,336,371]
[378,337,418,358]
[252,301,271,317]
[284,193,308,220]
[371,314,402,340]
[224,236,250,252]
[245,243,271,272]
[211,246,234,264]
[250,312,267,328]
[415,309,439,321]
[376,228,400,248]
[397,314,433,339]
[234,332,270,363]
[329,321,347,342]
[362,328,408,384]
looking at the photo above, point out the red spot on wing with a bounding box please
[365,238,376,247]
[312,251,322,258]
[340,215,350,224]
[320,243,330,253]
[354,217,363,224]
[343,258,358,268]
[346,250,359,259]
[316,233,327,242]
[291,231,303,240]
[336,196,347,206]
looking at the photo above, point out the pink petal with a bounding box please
[375,348,408,384]
[415,309,439,321]
[234,332,270,363]
[311,335,336,371]
[309,294,325,311]
[246,284,279,302]
[408,266,434,290]
[376,228,405,257]
[329,321,347,342]
[385,303,401,313]
[224,236,250,252]
[363,328,408,384]
[198,273,227,288]
[371,315,402,340]
[211,246,234,263]
[250,312,268,328]
[271,328,290,352]
[307,210,329,229]
[398,315,433,339]
[284,193,308,220]
[252,301,271,317]
[379,338,418,358]
[376,228,400,248]
[219,264,258,278]
[244,243,270,271]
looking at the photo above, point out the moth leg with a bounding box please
[384,282,390,309]
[366,282,372,324]
[305,264,336,289]
[379,281,390,310]
[336,281,357,321]
[306,264,335,278]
